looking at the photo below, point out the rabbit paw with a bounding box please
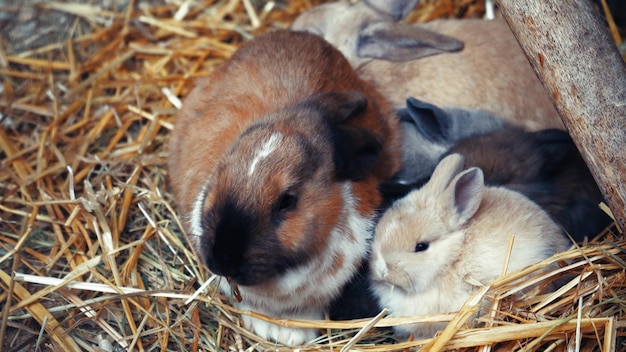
[242,313,320,346]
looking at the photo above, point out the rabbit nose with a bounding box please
[377,267,389,280]
[205,251,244,280]
[371,251,389,279]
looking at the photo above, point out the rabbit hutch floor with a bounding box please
[1,0,625,351]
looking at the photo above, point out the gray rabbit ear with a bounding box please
[424,153,466,194]
[405,97,451,143]
[446,167,485,228]
[364,0,420,20]
[357,22,464,61]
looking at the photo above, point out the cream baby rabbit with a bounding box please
[370,153,570,338]
[168,29,401,345]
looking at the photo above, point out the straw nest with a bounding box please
[1,1,625,351]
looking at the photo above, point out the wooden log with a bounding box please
[495,0,626,233]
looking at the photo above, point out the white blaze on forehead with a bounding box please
[248,132,283,176]
[190,181,210,238]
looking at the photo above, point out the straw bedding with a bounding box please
[1,0,624,351]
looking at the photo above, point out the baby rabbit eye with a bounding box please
[276,193,298,213]
[414,242,429,252]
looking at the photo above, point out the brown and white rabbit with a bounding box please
[291,0,563,130]
[168,29,401,345]
[370,153,570,338]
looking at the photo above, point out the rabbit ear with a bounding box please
[364,0,420,21]
[330,124,382,181]
[301,91,381,181]
[302,91,369,124]
[424,153,466,194]
[445,167,485,228]
[357,22,464,61]
[404,97,451,143]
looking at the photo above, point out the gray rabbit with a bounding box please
[382,95,611,242]
[392,97,508,186]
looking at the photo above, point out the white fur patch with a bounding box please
[248,132,282,176]
[239,301,322,346]
[272,183,373,298]
[190,181,210,238]
[219,182,374,345]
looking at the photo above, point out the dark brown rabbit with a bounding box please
[447,127,612,242]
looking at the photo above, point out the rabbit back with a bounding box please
[358,18,562,130]
[291,1,563,130]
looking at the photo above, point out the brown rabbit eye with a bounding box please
[414,242,429,252]
[276,193,298,213]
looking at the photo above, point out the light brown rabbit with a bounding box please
[168,29,401,345]
[370,153,570,338]
[291,0,564,131]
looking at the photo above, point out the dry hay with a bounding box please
[1,0,625,351]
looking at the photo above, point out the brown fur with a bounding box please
[168,29,401,344]
[169,30,401,222]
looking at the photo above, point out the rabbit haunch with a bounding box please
[370,154,570,338]
[167,29,401,345]
[291,0,563,131]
